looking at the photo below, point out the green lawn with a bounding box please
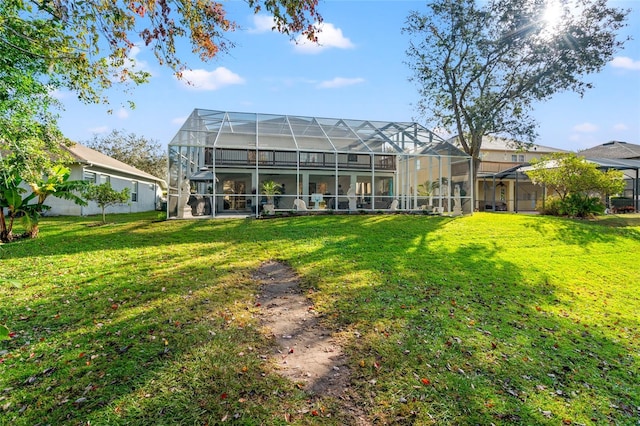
[1,212,638,425]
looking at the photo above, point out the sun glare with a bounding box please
[543,1,563,27]
[541,0,564,38]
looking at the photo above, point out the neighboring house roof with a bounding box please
[475,136,567,153]
[63,143,166,187]
[447,135,567,153]
[578,141,640,159]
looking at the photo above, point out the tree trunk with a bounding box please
[0,208,6,235]
[26,224,39,239]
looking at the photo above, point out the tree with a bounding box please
[404,0,628,184]
[83,183,131,223]
[525,153,625,217]
[2,0,321,232]
[85,130,166,179]
[3,0,321,107]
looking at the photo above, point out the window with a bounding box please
[131,181,138,202]
[519,154,525,162]
[511,154,518,162]
[83,171,96,182]
[99,174,110,185]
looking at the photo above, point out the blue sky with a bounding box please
[55,0,640,152]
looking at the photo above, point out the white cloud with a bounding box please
[89,126,109,134]
[249,15,276,33]
[178,67,245,91]
[573,122,598,133]
[128,45,150,71]
[293,22,354,54]
[50,89,71,99]
[610,56,640,71]
[317,77,365,89]
[613,123,628,131]
[116,108,129,119]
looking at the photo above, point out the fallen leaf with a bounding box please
[421,378,431,385]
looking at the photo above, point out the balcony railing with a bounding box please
[205,148,396,171]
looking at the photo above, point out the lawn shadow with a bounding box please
[260,218,639,424]
[521,214,640,249]
[1,213,637,424]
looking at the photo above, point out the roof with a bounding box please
[169,109,469,157]
[482,157,640,179]
[584,157,640,170]
[453,135,567,153]
[579,141,640,159]
[63,143,166,185]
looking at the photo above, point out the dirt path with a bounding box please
[253,261,369,424]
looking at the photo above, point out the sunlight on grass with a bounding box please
[1,212,638,424]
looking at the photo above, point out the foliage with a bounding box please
[537,195,563,216]
[2,0,321,213]
[260,180,282,202]
[83,183,130,223]
[3,0,321,107]
[0,165,87,241]
[564,193,606,218]
[526,153,625,217]
[84,130,166,180]
[0,0,68,154]
[417,180,440,196]
[0,212,638,424]
[404,0,629,181]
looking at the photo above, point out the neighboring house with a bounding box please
[42,143,166,216]
[579,140,640,160]
[167,109,473,218]
[578,141,640,211]
[451,136,568,212]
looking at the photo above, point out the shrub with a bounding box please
[537,196,563,216]
[562,194,605,218]
[538,194,605,218]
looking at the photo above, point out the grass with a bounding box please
[0,212,638,425]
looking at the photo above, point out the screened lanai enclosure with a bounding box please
[167,109,473,218]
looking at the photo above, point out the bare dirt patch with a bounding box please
[254,260,369,424]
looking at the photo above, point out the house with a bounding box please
[42,143,166,216]
[579,140,640,160]
[578,141,640,212]
[167,109,473,218]
[450,136,568,212]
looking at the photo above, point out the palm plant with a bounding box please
[1,165,87,241]
[260,180,282,204]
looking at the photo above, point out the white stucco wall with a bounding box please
[41,165,163,216]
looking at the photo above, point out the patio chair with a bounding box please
[293,199,308,211]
